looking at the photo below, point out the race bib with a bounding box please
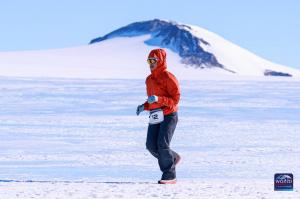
[149,109,164,124]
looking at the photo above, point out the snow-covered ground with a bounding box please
[0,179,297,199]
[0,36,230,79]
[0,77,299,198]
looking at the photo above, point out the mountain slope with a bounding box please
[90,19,224,70]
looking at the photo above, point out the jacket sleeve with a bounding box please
[157,74,180,108]
[143,101,150,110]
[143,77,150,110]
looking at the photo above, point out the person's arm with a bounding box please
[143,101,150,110]
[144,77,151,110]
[136,78,150,115]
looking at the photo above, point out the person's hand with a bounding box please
[147,95,158,104]
[136,104,144,116]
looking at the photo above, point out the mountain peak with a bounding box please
[89,19,224,69]
[87,19,300,77]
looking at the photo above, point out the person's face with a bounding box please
[147,57,158,71]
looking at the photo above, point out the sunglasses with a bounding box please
[147,58,158,65]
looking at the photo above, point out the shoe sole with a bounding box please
[158,180,177,184]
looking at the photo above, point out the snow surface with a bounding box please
[0,77,299,198]
[0,180,297,199]
[0,35,230,80]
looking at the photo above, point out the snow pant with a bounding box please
[146,112,178,180]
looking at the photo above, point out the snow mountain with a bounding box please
[90,19,224,69]
[0,19,299,79]
[89,19,300,77]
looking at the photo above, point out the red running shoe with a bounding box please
[175,154,181,166]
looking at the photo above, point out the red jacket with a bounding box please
[143,49,180,115]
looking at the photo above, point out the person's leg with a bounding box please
[146,123,160,158]
[157,112,178,180]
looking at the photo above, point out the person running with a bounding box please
[136,48,181,184]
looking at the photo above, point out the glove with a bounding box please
[147,95,158,104]
[136,104,144,115]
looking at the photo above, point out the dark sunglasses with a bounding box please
[147,58,158,64]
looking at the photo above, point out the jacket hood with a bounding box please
[148,49,167,77]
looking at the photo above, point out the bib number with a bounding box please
[149,109,164,124]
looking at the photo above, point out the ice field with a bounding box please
[0,77,299,198]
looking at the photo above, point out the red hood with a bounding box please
[148,49,167,78]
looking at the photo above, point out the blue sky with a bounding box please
[1,0,299,69]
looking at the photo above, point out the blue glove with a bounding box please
[136,104,144,115]
[147,95,158,104]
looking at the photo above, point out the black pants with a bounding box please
[146,112,178,180]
